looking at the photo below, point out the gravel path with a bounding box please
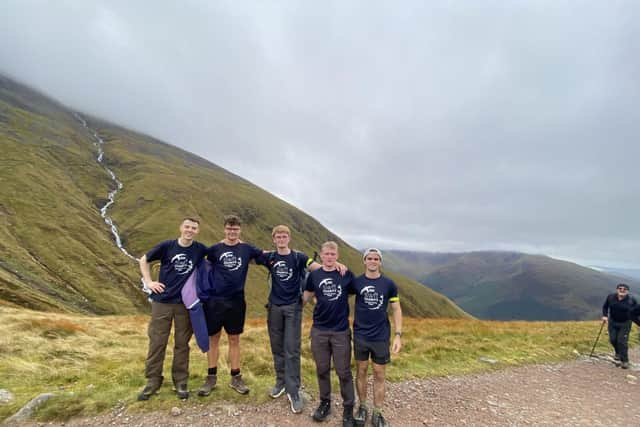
[16,350,640,427]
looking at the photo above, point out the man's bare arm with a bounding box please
[139,255,165,294]
[391,301,403,353]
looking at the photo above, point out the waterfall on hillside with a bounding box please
[73,113,136,261]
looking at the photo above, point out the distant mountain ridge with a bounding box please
[384,250,639,320]
[589,266,640,282]
[0,73,467,319]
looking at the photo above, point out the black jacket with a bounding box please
[630,304,640,327]
[603,293,638,323]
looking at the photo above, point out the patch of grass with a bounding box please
[1,307,636,422]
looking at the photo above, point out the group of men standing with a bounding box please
[137,216,403,427]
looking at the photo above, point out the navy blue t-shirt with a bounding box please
[305,268,354,332]
[206,242,263,299]
[352,275,399,341]
[145,239,207,304]
[257,251,311,306]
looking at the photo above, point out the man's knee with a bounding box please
[356,361,369,377]
[228,334,241,346]
[372,364,386,382]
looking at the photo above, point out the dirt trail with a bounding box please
[17,350,640,427]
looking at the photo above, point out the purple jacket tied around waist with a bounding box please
[181,259,214,353]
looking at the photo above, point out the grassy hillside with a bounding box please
[1,306,632,422]
[0,76,146,314]
[0,74,466,319]
[385,251,639,320]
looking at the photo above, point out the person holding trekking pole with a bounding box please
[602,283,637,369]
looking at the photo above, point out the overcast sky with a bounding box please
[2,1,640,267]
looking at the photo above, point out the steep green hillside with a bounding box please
[0,74,467,318]
[385,250,637,320]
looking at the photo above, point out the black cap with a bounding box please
[617,283,630,290]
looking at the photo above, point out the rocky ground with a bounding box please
[11,350,640,427]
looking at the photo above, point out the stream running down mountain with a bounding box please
[74,113,136,261]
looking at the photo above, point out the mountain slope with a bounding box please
[384,250,638,320]
[0,74,467,318]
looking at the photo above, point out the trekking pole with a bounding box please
[589,320,606,357]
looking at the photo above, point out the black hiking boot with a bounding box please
[137,378,162,401]
[312,400,331,422]
[621,361,630,369]
[342,405,355,427]
[371,411,390,427]
[138,383,161,402]
[175,383,189,400]
[354,404,368,426]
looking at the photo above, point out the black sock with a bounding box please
[208,367,217,376]
[230,368,240,376]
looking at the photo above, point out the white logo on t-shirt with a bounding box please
[360,285,384,310]
[171,253,193,275]
[273,260,293,281]
[319,278,342,301]
[220,251,242,272]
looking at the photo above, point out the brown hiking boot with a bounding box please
[198,375,217,396]
[229,374,250,394]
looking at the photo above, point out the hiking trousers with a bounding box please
[267,301,303,396]
[145,302,193,386]
[310,327,355,407]
[608,320,631,362]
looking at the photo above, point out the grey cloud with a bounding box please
[2,0,639,267]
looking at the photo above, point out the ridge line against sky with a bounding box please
[1,1,639,268]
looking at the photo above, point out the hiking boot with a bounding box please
[229,374,250,395]
[343,406,355,427]
[198,374,217,396]
[621,361,630,369]
[614,353,621,361]
[269,383,286,398]
[287,392,304,413]
[176,383,189,400]
[312,400,331,422]
[354,405,368,426]
[371,412,390,427]
[137,379,162,401]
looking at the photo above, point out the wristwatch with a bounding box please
[395,332,402,337]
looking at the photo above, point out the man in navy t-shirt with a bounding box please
[198,215,263,396]
[352,248,402,427]
[255,224,347,414]
[304,241,356,426]
[137,217,207,401]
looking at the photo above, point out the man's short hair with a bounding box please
[224,215,241,227]
[182,216,200,225]
[321,241,338,252]
[272,224,291,237]
[617,283,630,290]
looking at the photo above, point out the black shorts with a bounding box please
[353,336,390,365]
[204,296,246,335]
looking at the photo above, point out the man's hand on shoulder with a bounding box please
[336,262,348,276]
